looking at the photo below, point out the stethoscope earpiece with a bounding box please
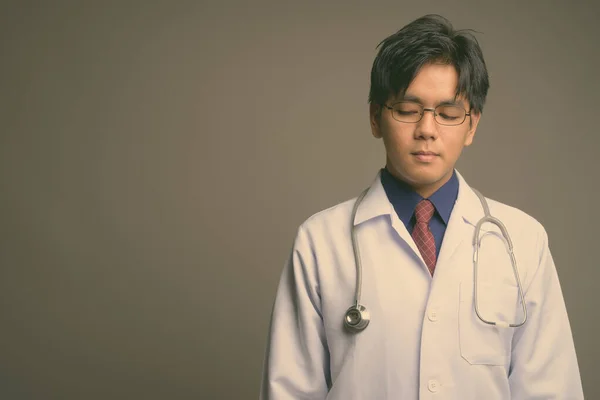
[344,304,370,332]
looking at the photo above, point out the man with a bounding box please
[260,15,583,399]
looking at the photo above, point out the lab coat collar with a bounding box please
[353,169,487,272]
[354,169,485,228]
[453,170,487,227]
[354,170,394,225]
[434,170,486,267]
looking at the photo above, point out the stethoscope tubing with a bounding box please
[345,186,527,332]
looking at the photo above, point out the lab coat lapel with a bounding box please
[354,170,428,262]
[354,170,485,272]
[436,171,485,269]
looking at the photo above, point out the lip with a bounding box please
[411,151,439,162]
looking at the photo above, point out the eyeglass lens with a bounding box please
[391,102,466,125]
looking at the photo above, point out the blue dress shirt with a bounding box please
[380,167,459,258]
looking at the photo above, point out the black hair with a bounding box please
[368,14,489,114]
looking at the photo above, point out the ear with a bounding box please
[463,111,481,147]
[369,103,383,139]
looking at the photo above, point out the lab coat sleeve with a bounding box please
[259,225,330,400]
[508,227,584,399]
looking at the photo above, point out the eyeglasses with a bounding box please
[383,101,471,126]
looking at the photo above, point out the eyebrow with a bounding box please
[401,94,462,107]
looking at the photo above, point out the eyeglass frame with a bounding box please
[382,101,472,126]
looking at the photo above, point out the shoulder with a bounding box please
[478,194,550,261]
[457,170,547,239]
[484,196,546,236]
[294,196,356,244]
[283,196,359,281]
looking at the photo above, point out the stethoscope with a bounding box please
[343,186,528,333]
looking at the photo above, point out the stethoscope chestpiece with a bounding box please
[344,304,370,332]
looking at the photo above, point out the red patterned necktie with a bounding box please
[412,199,437,276]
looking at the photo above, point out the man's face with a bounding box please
[369,63,480,198]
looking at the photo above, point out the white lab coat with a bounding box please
[260,170,583,399]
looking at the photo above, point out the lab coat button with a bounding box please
[428,379,440,393]
[428,309,438,322]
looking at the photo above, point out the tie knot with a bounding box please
[414,199,435,223]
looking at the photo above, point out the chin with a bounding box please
[388,160,449,184]
[400,170,450,191]
[406,168,443,182]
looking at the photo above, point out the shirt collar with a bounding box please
[354,169,483,227]
[380,167,459,225]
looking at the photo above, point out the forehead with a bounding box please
[392,63,468,107]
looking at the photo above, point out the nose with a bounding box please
[415,108,438,139]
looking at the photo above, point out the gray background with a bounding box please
[1,1,598,399]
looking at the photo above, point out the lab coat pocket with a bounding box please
[458,281,519,366]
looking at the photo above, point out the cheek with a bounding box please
[382,123,413,148]
[444,135,469,158]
